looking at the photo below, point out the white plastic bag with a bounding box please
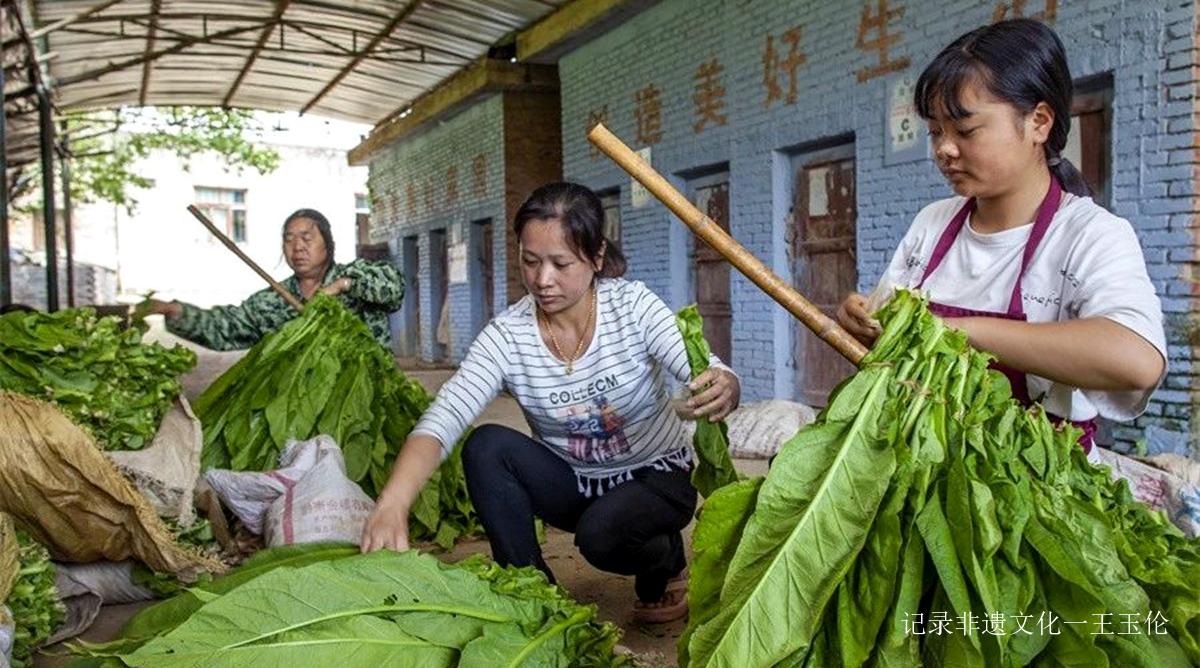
[46,561,156,645]
[0,605,12,668]
[681,400,818,459]
[106,397,204,525]
[1089,447,1200,538]
[205,435,374,547]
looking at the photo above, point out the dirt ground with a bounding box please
[33,354,769,667]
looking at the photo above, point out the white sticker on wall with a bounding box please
[630,146,653,209]
[448,242,468,284]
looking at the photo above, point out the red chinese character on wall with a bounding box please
[472,154,487,196]
[993,0,1057,22]
[587,106,609,159]
[856,0,910,82]
[387,192,400,222]
[693,58,728,132]
[406,182,417,218]
[446,165,459,206]
[424,180,435,212]
[763,26,807,108]
[634,84,664,146]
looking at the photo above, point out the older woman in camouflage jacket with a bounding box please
[146,208,404,351]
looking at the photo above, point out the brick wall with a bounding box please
[504,91,564,303]
[368,94,508,362]
[10,254,118,309]
[367,88,563,364]
[558,0,1200,453]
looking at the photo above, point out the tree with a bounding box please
[9,106,280,213]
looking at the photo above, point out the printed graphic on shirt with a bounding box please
[563,395,631,464]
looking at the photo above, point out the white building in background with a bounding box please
[11,111,371,309]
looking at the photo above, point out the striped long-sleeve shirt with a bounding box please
[414,278,729,495]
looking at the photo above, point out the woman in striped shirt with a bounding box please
[361,182,740,623]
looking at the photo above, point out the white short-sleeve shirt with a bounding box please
[875,194,1167,422]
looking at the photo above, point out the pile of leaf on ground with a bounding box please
[4,529,67,668]
[681,289,1200,668]
[68,543,628,667]
[194,294,478,547]
[0,308,195,450]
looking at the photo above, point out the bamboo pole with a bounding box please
[586,123,868,366]
[186,204,305,312]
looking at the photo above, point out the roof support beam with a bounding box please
[517,0,649,63]
[57,22,269,87]
[223,0,291,106]
[299,0,423,115]
[137,0,161,106]
[29,0,124,39]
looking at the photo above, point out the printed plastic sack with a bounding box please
[205,435,375,547]
[1089,446,1200,537]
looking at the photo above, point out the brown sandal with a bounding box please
[632,570,689,624]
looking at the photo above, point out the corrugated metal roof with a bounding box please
[27,0,566,124]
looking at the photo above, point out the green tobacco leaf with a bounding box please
[688,366,896,667]
[194,295,478,544]
[0,308,195,451]
[123,616,454,668]
[86,550,624,668]
[675,305,738,498]
[132,552,537,657]
[121,542,360,641]
[679,477,762,667]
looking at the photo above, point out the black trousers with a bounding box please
[461,424,697,602]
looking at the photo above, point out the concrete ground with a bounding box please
[34,356,769,667]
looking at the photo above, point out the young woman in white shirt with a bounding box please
[361,182,740,623]
[837,18,1166,450]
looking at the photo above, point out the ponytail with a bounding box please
[1047,153,1091,198]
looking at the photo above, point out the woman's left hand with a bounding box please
[686,368,740,422]
[320,277,352,297]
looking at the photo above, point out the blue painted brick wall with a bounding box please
[367,94,508,363]
[559,0,1199,451]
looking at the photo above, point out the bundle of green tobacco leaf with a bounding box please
[676,305,738,498]
[69,544,627,668]
[194,294,478,546]
[0,308,196,450]
[6,529,66,668]
[680,290,1200,667]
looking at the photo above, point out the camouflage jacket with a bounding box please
[166,259,404,351]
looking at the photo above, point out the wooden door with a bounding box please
[795,153,858,406]
[429,229,449,362]
[475,220,494,328]
[402,236,420,357]
[691,177,732,363]
[1068,85,1112,206]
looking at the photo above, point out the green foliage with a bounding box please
[7,530,66,668]
[675,305,738,497]
[0,307,196,450]
[13,107,279,214]
[680,290,1200,667]
[71,548,627,668]
[194,295,479,546]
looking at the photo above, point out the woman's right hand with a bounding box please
[358,434,444,553]
[360,494,410,553]
[835,293,882,345]
[142,299,182,319]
